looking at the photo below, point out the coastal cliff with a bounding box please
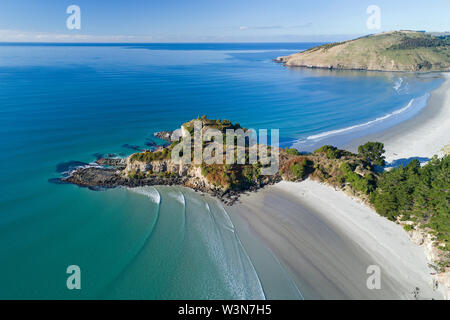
[276,31,450,72]
[63,118,375,204]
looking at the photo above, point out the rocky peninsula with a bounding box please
[62,117,378,205]
[61,116,449,297]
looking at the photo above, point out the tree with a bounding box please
[358,142,386,166]
[369,155,450,253]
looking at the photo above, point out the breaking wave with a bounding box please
[106,186,267,299]
[294,93,430,149]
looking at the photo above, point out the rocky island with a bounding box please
[276,31,450,72]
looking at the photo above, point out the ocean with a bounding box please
[0,43,443,299]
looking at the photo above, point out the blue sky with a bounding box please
[0,0,448,42]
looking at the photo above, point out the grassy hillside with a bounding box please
[276,31,450,72]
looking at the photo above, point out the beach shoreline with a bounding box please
[228,180,443,299]
[344,73,450,163]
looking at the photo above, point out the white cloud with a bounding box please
[0,29,153,43]
[238,23,312,31]
[0,28,359,43]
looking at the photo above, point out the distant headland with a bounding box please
[275,31,450,72]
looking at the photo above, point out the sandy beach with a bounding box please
[228,180,443,299]
[345,73,450,163]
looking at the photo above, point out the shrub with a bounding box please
[403,224,414,232]
[290,159,312,180]
[131,149,170,162]
[242,166,254,183]
[340,162,354,174]
[201,165,210,177]
[314,145,334,154]
[128,169,145,179]
[339,163,376,194]
[290,163,305,179]
[252,163,261,179]
[285,148,300,156]
[314,145,342,159]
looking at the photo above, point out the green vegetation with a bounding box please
[184,117,241,134]
[314,145,348,159]
[158,171,177,179]
[127,169,146,179]
[290,162,305,179]
[290,159,313,180]
[131,149,170,162]
[129,117,272,190]
[388,34,450,50]
[304,40,348,53]
[242,164,261,184]
[358,141,386,167]
[340,162,377,194]
[285,148,300,156]
[370,156,449,255]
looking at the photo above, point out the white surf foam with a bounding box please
[128,186,161,204]
[393,77,409,94]
[303,93,430,142]
[63,162,102,177]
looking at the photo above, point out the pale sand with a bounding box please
[228,180,443,299]
[345,73,450,163]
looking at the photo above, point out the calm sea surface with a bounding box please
[0,43,442,298]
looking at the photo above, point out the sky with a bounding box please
[0,0,448,42]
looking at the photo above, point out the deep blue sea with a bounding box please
[0,43,443,299]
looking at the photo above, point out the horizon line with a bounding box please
[0,41,331,45]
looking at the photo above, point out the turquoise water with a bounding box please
[0,43,443,299]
